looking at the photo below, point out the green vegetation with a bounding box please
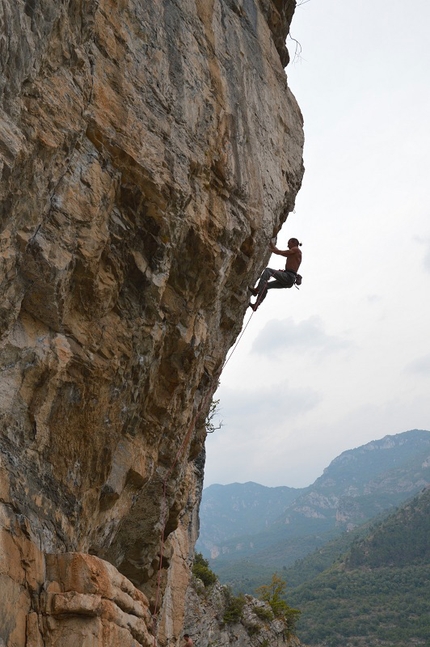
[205,398,223,434]
[196,433,430,645]
[256,574,301,633]
[283,515,389,589]
[222,574,301,634]
[253,605,274,622]
[287,487,430,646]
[210,530,340,593]
[192,552,217,587]
[290,564,430,646]
[211,560,281,594]
[345,494,430,569]
[222,588,246,623]
[198,430,430,594]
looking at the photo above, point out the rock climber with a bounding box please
[249,237,302,311]
[183,634,193,647]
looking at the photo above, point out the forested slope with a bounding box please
[288,487,430,647]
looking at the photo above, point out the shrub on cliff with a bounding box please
[253,605,274,622]
[256,574,301,633]
[192,552,217,587]
[222,587,246,623]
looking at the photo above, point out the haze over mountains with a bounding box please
[198,429,430,589]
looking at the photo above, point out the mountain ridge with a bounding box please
[198,429,430,587]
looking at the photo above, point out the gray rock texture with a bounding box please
[184,579,302,647]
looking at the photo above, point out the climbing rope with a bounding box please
[150,307,257,641]
[151,363,223,645]
[150,274,280,642]
[219,272,273,368]
[223,309,255,368]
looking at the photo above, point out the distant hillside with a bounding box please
[197,481,304,555]
[198,429,430,590]
[345,488,430,569]
[289,486,430,647]
[281,518,383,589]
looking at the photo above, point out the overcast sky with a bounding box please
[204,0,430,489]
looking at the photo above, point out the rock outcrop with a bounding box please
[0,0,304,645]
[184,579,301,647]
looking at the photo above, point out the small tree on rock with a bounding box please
[192,552,217,587]
[256,574,301,633]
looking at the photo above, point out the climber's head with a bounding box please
[288,237,301,248]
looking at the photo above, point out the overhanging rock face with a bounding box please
[0,0,304,645]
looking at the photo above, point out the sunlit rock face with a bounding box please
[0,0,303,645]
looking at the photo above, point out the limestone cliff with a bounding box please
[0,1,304,645]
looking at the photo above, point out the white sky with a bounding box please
[204,0,430,488]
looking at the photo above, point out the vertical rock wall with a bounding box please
[0,0,304,645]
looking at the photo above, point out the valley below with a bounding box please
[198,429,430,646]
